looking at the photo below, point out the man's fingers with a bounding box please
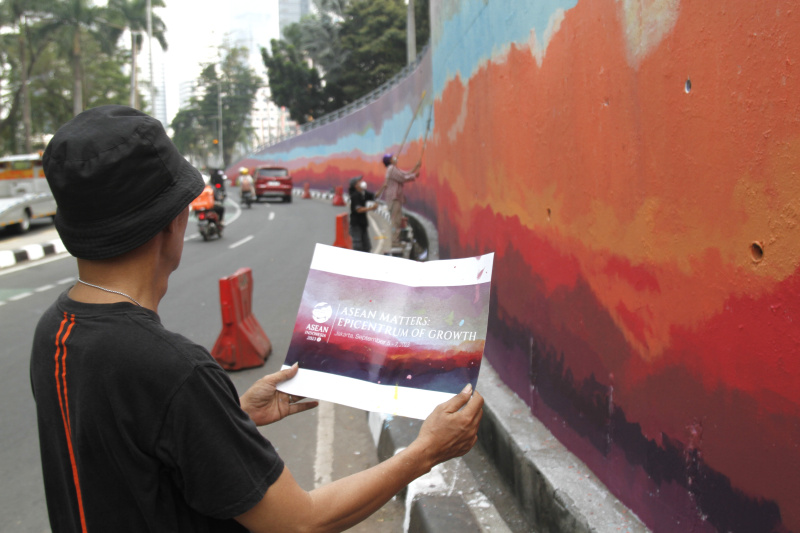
[439,383,474,413]
[461,390,484,419]
[266,363,299,385]
[289,400,318,416]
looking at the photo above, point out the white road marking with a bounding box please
[229,235,254,249]
[314,401,335,488]
[35,284,55,292]
[58,277,75,285]
[0,253,71,277]
[9,291,33,301]
[269,211,275,221]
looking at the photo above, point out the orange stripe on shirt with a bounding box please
[55,313,87,533]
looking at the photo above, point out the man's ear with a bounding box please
[163,207,188,234]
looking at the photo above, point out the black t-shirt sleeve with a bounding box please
[155,364,284,519]
[350,191,366,215]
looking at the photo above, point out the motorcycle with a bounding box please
[196,209,223,241]
[241,190,253,208]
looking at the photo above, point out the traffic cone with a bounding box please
[332,185,346,206]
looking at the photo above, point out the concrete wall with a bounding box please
[236,1,800,531]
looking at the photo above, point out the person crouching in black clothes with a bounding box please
[348,176,377,253]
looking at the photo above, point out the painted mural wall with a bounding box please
[237,1,800,531]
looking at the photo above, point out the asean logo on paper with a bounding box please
[312,302,333,323]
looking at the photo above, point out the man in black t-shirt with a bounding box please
[31,105,483,532]
[348,176,378,252]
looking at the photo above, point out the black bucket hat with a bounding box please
[43,105,205,260]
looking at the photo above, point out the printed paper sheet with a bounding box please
[277,244,494,419]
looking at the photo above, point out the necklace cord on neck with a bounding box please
[76,279,142,307]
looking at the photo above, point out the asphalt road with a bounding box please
[0,192,404,532]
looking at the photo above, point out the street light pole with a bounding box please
[146,0,155,116]
[217,77,224,167]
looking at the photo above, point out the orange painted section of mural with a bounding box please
[240,1,800,530]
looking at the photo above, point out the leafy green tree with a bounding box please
[337,0,406,102]
[261,37,325,124]
[171,43,262,167]
[38,0,122,115]
[261,0,430,122]
[27,37,131,142]
[0,3,131,155]
[0,0,53,151]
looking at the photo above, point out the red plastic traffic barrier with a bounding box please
[302,182,311,199]
[332,212,353,249]
[332,185,346,206]
[211,267,272,370]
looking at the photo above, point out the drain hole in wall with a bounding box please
[685,78,692,94]
[547,208,551,221]
[750,242,764,263]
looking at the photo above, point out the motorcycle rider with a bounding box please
[239,167,254,204]
[191,183,225,228]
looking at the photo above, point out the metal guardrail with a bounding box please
[253,45,430,153]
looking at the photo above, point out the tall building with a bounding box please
[279,0,311,38]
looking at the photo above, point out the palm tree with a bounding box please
[107,0,168,110]
[0,0,50,151]
[39,0,122,115]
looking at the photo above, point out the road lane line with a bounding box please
[9,291,33,301]
[269,211,275,221]
[0,253,71,277]
[36,284,56,292]
[229,235,254,249]
[314,401,335,488]
[58,277,75,285]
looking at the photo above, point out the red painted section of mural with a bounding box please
[239,1,800,530]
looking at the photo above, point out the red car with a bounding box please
[254,166,293,203]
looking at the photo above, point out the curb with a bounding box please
[368,411,513,533]
[368,360,651,533]
[0,239,67,269]
[477,363,651,533]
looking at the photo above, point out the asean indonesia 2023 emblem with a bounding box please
[312,302,333,324]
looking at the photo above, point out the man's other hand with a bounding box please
[240,364,318,426]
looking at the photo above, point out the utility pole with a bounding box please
[406,0,416,64]
[217,77,224,167]
[146,0,155,116]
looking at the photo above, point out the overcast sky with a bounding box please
[157,0,280,123]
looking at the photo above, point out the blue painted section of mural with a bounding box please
[431,0,577,97]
